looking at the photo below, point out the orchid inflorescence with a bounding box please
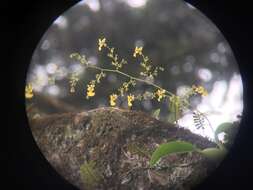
[25,37,211,130]
[70,37,170,108]
[25,37,234,163]
[68,37,210,128]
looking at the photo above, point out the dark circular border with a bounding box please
[7,1,253,190]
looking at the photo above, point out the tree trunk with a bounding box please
[29,107,217,190]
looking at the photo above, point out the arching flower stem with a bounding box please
[85,64,174,96]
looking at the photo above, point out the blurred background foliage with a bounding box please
[26,0,243,138]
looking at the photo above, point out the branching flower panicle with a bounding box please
[95,72,106,83]
[106,45,127,70]
[133,46,164,80]
[25,84,34,99]
[118,79,136,97]
[68,36,211,133]
[70,53,88,65]
[69,72,79,93]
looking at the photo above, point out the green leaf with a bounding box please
[152,109,160,120]
[167,113,176,124]
[149,141,196,166]
[200,147,227,161]
[215,122,233,142]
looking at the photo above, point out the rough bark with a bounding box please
[29,107,218,190]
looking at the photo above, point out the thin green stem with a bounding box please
[86,64,174,96]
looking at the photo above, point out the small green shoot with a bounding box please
[214,122,233,143]
[152,108,160,120]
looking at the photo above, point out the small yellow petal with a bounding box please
[110,94,118,106]
[86,84,95,98]
[192,85,208,96]
[156,89,166,102]
[127,94,135,107]
[133,46,143,57]
[98,37,107,51]
[25,84,34,99]
[26,93,33,99]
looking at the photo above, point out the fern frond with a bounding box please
[193,111,205,130]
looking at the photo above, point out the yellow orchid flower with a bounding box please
[86,84,95,98]
[133,46,143,57]
[192,85,208,96]
[127,94,135,107]
[156,89,166,102]
[98,37,107,51]
[110,94,118,106]
[25,84,34,99]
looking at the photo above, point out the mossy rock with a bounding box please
[30,107,218,190]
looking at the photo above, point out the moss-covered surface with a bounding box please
[30,107,218,190]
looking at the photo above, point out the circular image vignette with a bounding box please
[25,0,243,189]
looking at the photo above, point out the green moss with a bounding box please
[79,160,102,189]
[127,143,152,158]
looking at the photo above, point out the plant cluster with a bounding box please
[68,37,230,165]
[69,37,208,124]
[25,37,238,168]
